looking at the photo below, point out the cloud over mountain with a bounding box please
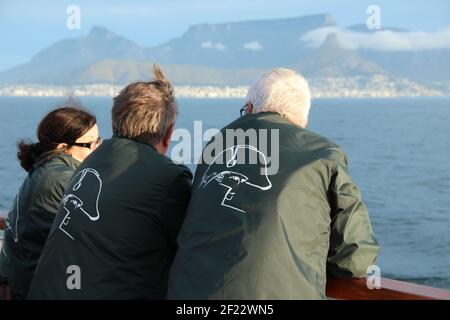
[301,26,450,51]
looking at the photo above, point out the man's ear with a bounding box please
[163,124,174,149]
[248,103,254,114]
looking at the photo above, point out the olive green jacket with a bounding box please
[27,136,193,299]
[0,153,80,297]
[168,112,380,299]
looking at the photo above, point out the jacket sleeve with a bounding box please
[326,150,380,278]
[159,165,193,248]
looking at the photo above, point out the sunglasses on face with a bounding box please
[72,137,103,150]
[240,104,248,116]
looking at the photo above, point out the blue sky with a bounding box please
[0,0,449,71]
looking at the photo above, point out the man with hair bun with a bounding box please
[28,65,192,300]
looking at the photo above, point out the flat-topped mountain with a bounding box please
[0,14,448,88]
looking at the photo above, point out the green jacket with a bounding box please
[27,136,193,299]
[0,153,80,297]
[168,112,380,299]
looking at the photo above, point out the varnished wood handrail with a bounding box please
[0,212,449,300]
[1,214,5,252]
[1,213,6,252]
[0,215,6,231]
[326,277,450,300]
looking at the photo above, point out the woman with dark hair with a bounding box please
[0,105,100,299]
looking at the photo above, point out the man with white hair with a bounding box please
[168,68,380,299]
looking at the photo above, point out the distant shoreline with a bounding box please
[1,95,449,100]
[0,76,448,99]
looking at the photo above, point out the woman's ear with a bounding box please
[56,143,68,150]
[56,143,71,155]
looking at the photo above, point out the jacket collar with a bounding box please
[111,134,157,152]
[33,152,81,171]
[55,152,81,170]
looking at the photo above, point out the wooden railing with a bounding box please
[0,214,449,300]
[0,216,5,231]
[326,277,450,300]
[0,215,5,255]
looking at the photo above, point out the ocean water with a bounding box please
[0,96,449,290]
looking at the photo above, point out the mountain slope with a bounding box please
[54,59,266,86]
[0,26,147,84]
[296,33,387,77]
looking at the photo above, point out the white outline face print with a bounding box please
[200,145,272,213]
[59,168,102,240]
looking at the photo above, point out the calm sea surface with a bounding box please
[0,96,449,289]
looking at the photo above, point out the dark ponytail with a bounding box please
[17,140,49,172]
[17,102,96,172]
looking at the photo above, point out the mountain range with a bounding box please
[1,14,449,89]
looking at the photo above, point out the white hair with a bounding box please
[246,68,311,126]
